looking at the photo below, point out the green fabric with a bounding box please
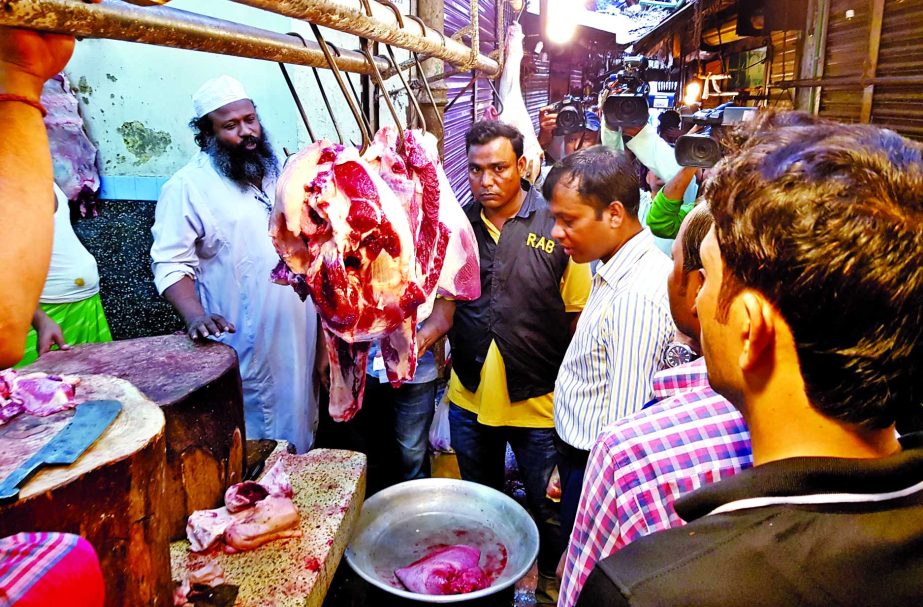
[15,293,112,368]
[646,188,695,239]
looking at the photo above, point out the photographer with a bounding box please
[536,107,601,188]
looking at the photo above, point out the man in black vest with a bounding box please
[576,120,923,606]
[448,121,591,593]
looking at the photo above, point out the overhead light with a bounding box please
[684,80,702,106]
[845,8,855,18]
[543,0,578,45]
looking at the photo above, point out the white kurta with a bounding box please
[151,151,318,452]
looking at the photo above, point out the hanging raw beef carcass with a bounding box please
[489,22,544,183]
[271,128,479,422]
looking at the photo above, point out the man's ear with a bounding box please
[737,291,775,372]
[606,200,626,228]
[517,155,528,176]
[687,268,706,318]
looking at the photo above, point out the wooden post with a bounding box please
[860,0,887,123]
[796,0,831,114]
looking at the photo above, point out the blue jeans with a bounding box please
[326,377,436,495]
[448,403,562,575]
[554,432,590,545]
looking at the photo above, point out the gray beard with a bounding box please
[206,133,279,187]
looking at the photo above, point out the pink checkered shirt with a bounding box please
[558,357,753,607]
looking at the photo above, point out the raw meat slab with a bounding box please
[171,448,367,607]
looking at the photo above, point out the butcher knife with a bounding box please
[0,400,121,503]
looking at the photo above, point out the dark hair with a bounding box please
[681,203,713,273]
[465,120,525,158]
[658,109,681,132]
[705,120,923,430]
[189,114,214,150]
[542,145,640,218]
[718,109,827,156]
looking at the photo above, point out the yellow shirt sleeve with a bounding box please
[560,259,592,312]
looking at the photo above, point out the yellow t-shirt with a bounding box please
[448,210,592,428]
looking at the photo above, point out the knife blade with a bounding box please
[0,400,122,503]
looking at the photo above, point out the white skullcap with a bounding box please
[192,75,250,118]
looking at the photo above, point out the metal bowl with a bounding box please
[345,478,539,603]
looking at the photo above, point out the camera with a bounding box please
[553,95,590,135]
[675,104,758,168]
[602,55,651,130]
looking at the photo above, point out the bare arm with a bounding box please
[417,298,456,357]
[0,27,77,366]
[162,276,235,340]
[662,166,698,201]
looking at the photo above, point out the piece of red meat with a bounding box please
[258,460,294,498]
[0,370,80,425]
[188,461,299,552]
[271,130,481,421]
[186,507,234,553]
[223,496,301,553]
[394,545,490,596]
[223,459,293,513]
[223,481,268,514]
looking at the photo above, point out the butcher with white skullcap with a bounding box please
[151,75,319,452]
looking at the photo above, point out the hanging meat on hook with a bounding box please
[271,128,479,421]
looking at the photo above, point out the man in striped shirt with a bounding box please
[558,204,753,607]
[543,146,675,546]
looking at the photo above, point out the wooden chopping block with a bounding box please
[24,334,246,540]
[171,448,367,607]
[0,374,171,606]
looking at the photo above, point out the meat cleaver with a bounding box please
[0,400,121,503]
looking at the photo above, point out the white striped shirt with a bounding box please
[554,228,674,451]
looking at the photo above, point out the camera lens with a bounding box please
[602,95,649,129]
[675,134,721,168]
[556,106,584,134]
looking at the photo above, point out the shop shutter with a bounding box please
[818,0,869,123]
[871,0,923,139]
[443,0,501,207]
[523,54,551,135]
[816,0,923,140]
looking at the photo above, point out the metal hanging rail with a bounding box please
[0,0,392,76]
[231,0,500,76]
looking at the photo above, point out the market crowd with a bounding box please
[1,15,921,607]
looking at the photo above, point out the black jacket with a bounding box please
[450,189,572,403]
[578,433,923,607]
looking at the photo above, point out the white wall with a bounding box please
[65,0,413,199]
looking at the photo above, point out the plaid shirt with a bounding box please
[559,357,753,607]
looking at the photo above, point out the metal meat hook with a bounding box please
[405,14,445,130]
[374,0,428,133]
[361,43,405,148]
[279,32,318,143]
[310,23,372,154]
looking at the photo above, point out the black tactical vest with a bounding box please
[450,189,573,402]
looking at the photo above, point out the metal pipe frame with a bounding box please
[0,0,392,76]
[231,0,500,76]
